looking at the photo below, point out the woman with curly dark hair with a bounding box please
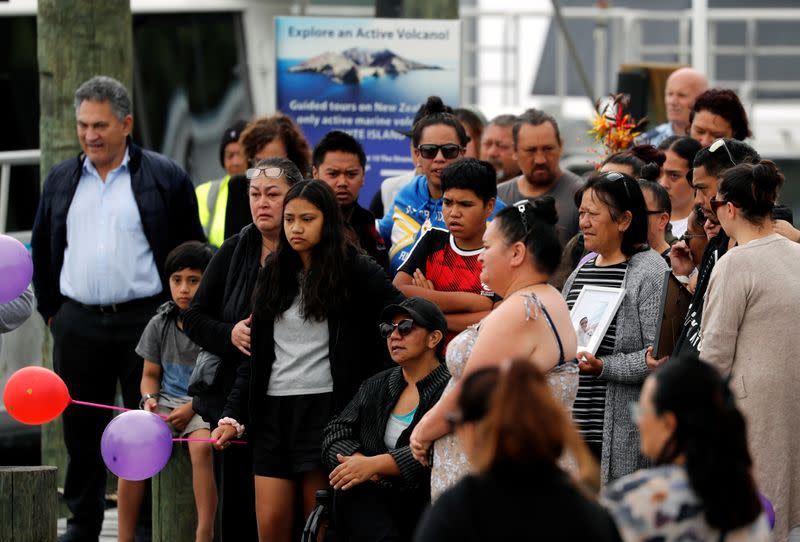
[212,180,404,541]
[219,114,313,242]
[602,353,769,541]
[689,88,751,147]
[240,114,312,175]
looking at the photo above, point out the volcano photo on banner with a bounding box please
[275,16,461,206]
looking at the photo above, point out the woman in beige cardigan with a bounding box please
[701,159,800,542]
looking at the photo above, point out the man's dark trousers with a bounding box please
[52,298,160,540]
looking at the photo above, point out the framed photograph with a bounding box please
[569,285,626,356]
[652,269,692,359]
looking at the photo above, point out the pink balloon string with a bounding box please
[70,399,168,420]
[173,437,247,445]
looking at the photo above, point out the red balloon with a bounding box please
[3,366,71,424]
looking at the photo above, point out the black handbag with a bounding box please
[187,349,223,395]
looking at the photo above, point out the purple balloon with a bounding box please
[759,493,776,529]
[0,235,32,304]
[101,411,173,481]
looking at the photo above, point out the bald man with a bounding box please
[639,67,708,146]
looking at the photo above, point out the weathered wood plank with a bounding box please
[152,442,198,542]
[0,466,58,542]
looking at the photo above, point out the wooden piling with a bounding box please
[0,466,58,542]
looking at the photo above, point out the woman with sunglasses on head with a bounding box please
[602,353,770,541]
[410,197,580,499]
[379,96,505,274]
[182,157,304,541]
[562,171,668,485]
[415,361,620,541]
[220,114,313,240]
[321,297,450,541]
[212,180,404,542]
[701,160,800,541]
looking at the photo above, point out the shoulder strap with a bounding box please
[522,293,565,365]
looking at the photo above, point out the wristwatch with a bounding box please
[139,393,159,410]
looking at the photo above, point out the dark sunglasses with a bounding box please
[379,319,415,338]
[679,231,706,243]
[709,196,730,212]
[246,166,284,180]
[708,138,737,167]
[600,170,632,199]
[416,144,463,160]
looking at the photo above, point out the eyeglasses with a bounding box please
[600,170,632,199]
[416,144,463,160]
[645,209,667,216]
[246,166,284,180]
[679,231,706,243]
[379,319,415,339]
[709,196,730,212]
[512,199,531,232]
[708,138,737,167]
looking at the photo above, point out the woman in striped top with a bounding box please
[322,297,450,541]
[563,171,668,485]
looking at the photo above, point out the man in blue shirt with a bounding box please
[31,75,205,542]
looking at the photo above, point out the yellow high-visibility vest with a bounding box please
[195,175,230,249]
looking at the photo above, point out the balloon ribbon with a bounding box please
[173,437,247,445]
[70,399,168,419]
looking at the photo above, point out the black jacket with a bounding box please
[414,462,622,542]
[346,203,389,270]
[222,253,405,424]
[673,229,730,358]
[322,363,450,490]
[183,224,262,422]
[31,139,205,321]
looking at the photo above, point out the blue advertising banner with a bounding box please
[275,16,461,207]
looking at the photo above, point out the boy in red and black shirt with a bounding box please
[394,158,500,344]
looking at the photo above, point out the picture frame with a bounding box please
[569,285,626,356]
[652,269,692,359]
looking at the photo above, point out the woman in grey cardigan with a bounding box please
[563,171,667,485]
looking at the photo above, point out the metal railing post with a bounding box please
[0,164,10,234]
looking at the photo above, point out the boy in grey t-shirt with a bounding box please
[118,241,218,542]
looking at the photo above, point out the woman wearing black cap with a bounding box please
[322,297,451,541]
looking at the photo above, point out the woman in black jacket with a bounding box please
[323,297,451,541]
[414,361,620,542]
[213,180,404,542]
[182,156,303,541]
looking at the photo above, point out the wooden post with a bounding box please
[0,466,58,542]
[36,0,134,503]
[151,442,199,542]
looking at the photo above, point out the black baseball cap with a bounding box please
[219,120,248,167]
[381,297,447,336]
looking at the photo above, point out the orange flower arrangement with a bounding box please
[588,93,647,165]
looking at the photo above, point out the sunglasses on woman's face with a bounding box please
[709,196,730,212]
[379,319,415,339]
[416,144,463,160]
